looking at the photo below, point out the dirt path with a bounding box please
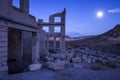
[2,67,120,80]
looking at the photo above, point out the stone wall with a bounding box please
[0,0,37,28]
[9,7,37,27]
[0,0,38,74]
[0,25,8,75]
[0,0,9,16]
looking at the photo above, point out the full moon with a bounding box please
[96,11,103,18]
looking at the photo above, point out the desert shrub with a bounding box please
[95,59,104,65]
[91,59,104,70]
[106,61,119,68]
[91,63,103,70]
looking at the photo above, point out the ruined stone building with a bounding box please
[0,0,66,74]
[38,9,66,57]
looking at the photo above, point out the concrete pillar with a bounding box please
[46,35,49,49]
[35,36,40,60]
[59,36,65,51]
[32,32,37,61]
[38,19,46,57]
[35,19,44,60]
[62,36,65,51]
[20,0,29,13]
[60,36,62,50]
[60,9,66,51]
[39,31,46,57]
[49,16,54,34]
[37,19,43,59]
[61,25,65,51]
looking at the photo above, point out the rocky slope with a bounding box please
[101,24,120,38]
[66,24,120,54]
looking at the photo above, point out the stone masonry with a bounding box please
[38,9,66,57]
[0,0,66,75]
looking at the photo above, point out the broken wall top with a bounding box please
[0,0,37,28]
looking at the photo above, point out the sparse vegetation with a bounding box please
[106,61,119,68]
[91,63,103,70]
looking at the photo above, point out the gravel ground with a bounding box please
[1,65,120,80]
[53,67,120,80]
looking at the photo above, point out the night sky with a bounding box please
[14,0,120,37]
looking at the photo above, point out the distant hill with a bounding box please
[65,35,95,41]
[66,32,88,37]
[66,24,120,54]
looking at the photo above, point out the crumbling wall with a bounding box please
[0,0,38,74]
[8,0,37,27]
[38,8,66,57]
[0,0,9,16]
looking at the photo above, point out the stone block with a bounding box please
[66,53,73,61]
[41,56,54,62]
[91,63,103,70]
[0,66,8,72]
[87,59,92,63]
[0,52,7,58]
[73,64,83,68]
[0,47,7,53]
[50,54,66,60]
[0,57,7,64]
[0,62,7,67]
[29,63,42,71]
[72,57,81,63]
[0,32,7,37]
[46,60,65,70]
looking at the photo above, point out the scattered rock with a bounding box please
[72,57,81,63]
[106,61,119,68]
[46,60,66,71]
[91,59,104,70]
[81,55,88,63]
[29,60,42,71]
[91,63,103,70]
[73,64,83,68]
[66,53,74,61]
[41,56,54,62]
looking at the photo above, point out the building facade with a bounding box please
[0,0,66,74]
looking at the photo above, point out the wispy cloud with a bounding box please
[108,8,120,13]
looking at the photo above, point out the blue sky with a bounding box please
[13,0,120,36]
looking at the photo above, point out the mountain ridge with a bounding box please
[66,24,120,54]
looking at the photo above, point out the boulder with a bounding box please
[41,56,54,62]
[87,59,92,63]
[46,60,65,70]
[82,55,88,62]
[50,54,66,60]
[91,63,103,70]
[29,61,42,71]
[91,59,104,70]
[72,57,81,63]
[73,64,83,68]
[105,61,120,68]
[66,53,74,61]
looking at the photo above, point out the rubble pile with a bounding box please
[30,48,120,71]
